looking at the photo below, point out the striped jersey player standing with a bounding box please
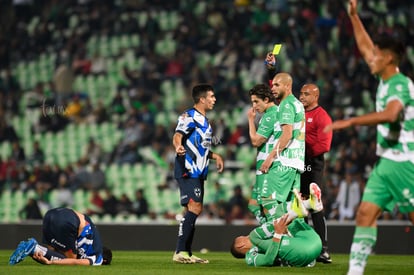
[325,1,414,274]
[247,83,278,225]
[172,84,224,264]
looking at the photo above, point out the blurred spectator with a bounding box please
[330,173,361,221]
[110,90,127,115]
[322,175,339,219]
[87,99,109,124]
[86,189,105,216]
[52,173,74,208]
[227,124,249,146]
[102,188,119,217]
[211,118,231,145]
[205,181,227,219]
[10,163,30,192]
[64,94,83,123]
[86,162,107,191]
[0,156,7,191]
[27,140,45,165]
[25,82,46,109]
[72,50,91,75]
[226,185,249,223]
[132,189,149,217]
[112,117,142,164]
[53,59,74,105]
[81,137,104,165]
[19,198,43,220]
[0,117,18,143]
[90,51,107,75]
[71,160,90,190]
[10,141,25,164]
[117,193,133,216]
[34,110,69,134]
[0,68,20,94]
[36,163,58,192]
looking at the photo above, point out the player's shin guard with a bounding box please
[176,211,197,253]
[347,226,377,275]
[261,198,287,221]
[248,203,266,224]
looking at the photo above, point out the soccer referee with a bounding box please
[299,83,333,263]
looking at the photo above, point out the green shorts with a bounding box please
[261,162,301,202]
[363,158,414,213]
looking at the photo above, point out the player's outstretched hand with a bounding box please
[32,251,51,265]
[323,120,352,133]
[265,52,276,69]
[348,0,358,16]
[273,214,289,235]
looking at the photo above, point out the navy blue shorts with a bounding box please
[176,177,204,206]
[42,208,79,253]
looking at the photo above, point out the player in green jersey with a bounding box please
[324,1,414,274]
[247,84,278,224]
[230,183,324,267]
[260,72,306,222]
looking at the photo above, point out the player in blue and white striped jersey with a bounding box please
[172,84,224,264]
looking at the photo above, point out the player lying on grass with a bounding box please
[9,207,112,266]
[230,183,323,267]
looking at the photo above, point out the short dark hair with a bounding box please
[373,32,405,64]
[230,239,245,259]
[249,84,274,102]
[102,246,113,265]
[192,84,214,103]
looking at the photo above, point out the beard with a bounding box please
[274,90,285,100]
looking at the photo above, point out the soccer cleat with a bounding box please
[172,251,193,264]
[317,249,332,264]
[9,238,37,265]
[307,259,316,267]
[309,182,324,212]
[190,254,209,264]
[291,189,309,218]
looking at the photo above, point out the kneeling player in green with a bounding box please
[231,214,321,267]
[230,183,323,267]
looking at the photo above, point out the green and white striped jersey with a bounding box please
[256,105,278,174]
[272,94,306,172]
[376,73,414,163]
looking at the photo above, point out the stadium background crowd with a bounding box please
[0,0,413,224]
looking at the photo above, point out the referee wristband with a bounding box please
[273,232,283,239]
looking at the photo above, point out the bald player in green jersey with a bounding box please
[325,1,414,274]
[260,72,306,221]
[247,84,278,224]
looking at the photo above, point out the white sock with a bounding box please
[35,244,47,256]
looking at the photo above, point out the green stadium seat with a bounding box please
[136,11,148,28]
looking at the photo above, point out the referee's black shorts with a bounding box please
[300,154,325,196]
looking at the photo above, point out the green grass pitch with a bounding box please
[1,251,413,275]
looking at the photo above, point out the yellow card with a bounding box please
[272,44,282,55]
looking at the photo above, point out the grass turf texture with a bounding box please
[1,251,413,275]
